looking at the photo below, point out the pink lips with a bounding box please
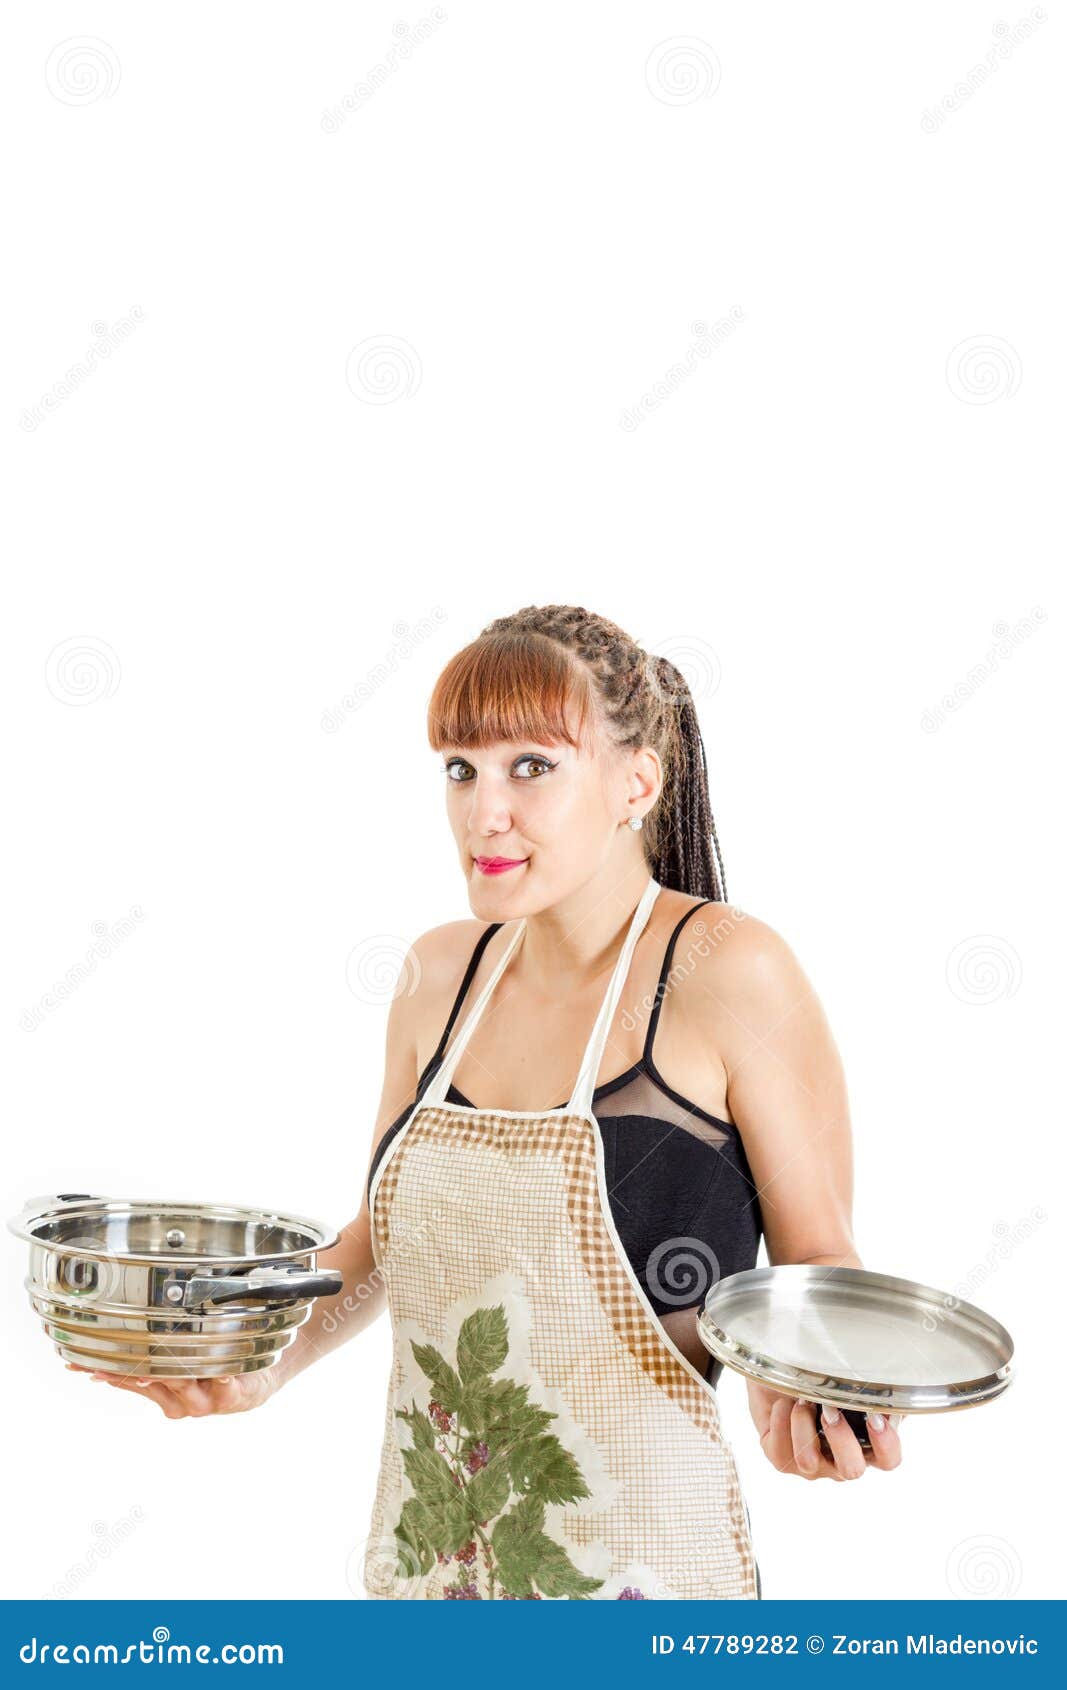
[474,857,528,876]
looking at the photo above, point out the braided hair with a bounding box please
[426,604,727,902]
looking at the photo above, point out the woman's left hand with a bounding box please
[748,1379,904,1481]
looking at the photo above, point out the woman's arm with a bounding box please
[69,933,428,1416]
[268,939,427,1393]
[712,913,902,1480]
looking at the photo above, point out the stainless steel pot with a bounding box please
[8,1193,344,1379]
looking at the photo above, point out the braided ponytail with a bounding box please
[426,605,727,902]
[646,653,727,902]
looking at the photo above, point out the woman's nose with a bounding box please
[465,784,514,837]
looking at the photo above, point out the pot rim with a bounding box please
[7,1193,340,1264]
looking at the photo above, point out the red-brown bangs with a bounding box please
[426,633,595,753]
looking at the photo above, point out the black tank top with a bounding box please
[366,900,764,1387]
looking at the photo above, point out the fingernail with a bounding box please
[90,1372,106,1382]
[822,1405,841,1425]
[889,1413,903,1429]
[867,1411,886,1432]
[134,1379,150,1387]
[217,1376,233,1384]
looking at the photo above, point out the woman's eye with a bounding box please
[441,754,557,783]
[514,755,556,779]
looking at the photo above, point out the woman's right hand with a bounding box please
[64,1361,281,1418]
[746,1377,903,1480]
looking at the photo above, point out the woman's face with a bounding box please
[440,732,657,913]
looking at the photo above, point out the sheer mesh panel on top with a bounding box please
[585,1067,732,1145]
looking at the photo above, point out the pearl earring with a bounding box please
[628,816,643,831]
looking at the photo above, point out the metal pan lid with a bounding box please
[697,1264,1014,1414]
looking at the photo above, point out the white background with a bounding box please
[2,1,1062,1603]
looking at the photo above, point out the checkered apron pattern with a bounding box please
[364,877,759,1600]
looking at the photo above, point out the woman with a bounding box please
[72,604,903,1598]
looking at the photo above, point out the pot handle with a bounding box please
[177,1265,344,1308]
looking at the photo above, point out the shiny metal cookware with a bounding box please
[8,1193,344,1379]
[699,1264,1014,1454]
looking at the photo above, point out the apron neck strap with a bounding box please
[419,876,661,1118]
[566,875,660,1117]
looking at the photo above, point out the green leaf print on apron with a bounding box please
[366,876,761,1600]
[395,1302,604,1598]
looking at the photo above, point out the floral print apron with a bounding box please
[365,876,760,1600]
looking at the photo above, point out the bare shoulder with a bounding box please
[408,915,495,984]
[677,901,815,1030]
[401,916,498,1031]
